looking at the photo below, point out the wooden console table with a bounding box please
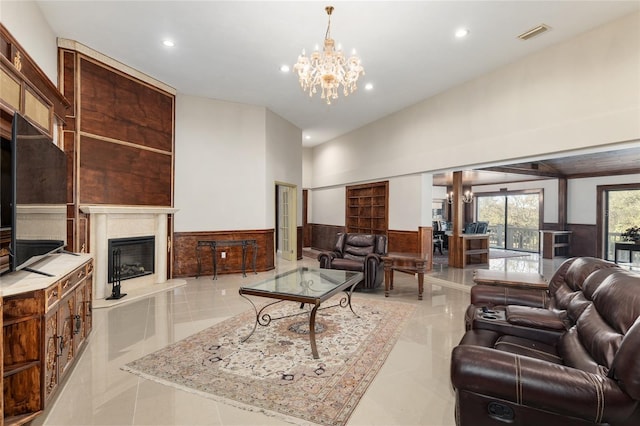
[382,252,429,300]
[196,239,258,280]
[614,241,640,266]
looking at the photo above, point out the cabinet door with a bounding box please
[57,293,75,380]
[84,275,93,337]
[73,286,86,353]
[43,309,59,403]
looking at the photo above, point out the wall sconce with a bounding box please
[447,190,474,204]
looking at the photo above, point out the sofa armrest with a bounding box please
[317,251,338,268]
[451,345,637,424]
[364,252,383,264]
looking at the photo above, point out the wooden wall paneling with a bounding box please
[297,226,303,260]
[172,230,275,278]
[79,136,172,206]
[0,24,70,124]
[567,224,597,257]
[387,230,419,253]
[79,58,173,152]
[310,224,345,251]
[303,190,311,247]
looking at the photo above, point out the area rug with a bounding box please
[122,297,416,426]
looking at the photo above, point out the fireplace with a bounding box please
[108,236,155,283]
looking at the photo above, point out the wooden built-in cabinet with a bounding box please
[540,230,572,259]
[2,255,93,426]
[450,234,489,268]
[345,181,389,235]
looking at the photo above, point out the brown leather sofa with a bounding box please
[317,233,387,290]
[451,258,640,426]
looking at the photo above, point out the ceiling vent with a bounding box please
[518,24,551,41]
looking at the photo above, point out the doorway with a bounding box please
[476,190,542,252]
[275,183,297,261]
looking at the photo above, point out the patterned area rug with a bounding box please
[122,297,416,425]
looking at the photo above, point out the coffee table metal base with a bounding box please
[239,290,358,359]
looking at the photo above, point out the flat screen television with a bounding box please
[1,113,67,274]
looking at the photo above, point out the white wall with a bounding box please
[174,94,267,231]
[311,13,639,189]
[0,0,58,83]
[265,109,303,226]
[311,187,345,226]
[568,174,640,225]
[309,12,640,229]
[389,174,433,230]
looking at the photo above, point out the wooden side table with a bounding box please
[382,252,429,300]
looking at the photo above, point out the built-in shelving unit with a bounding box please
[540,231,572,259]
[345,181,389,235]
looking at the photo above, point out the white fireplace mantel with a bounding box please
[80,205,179,300]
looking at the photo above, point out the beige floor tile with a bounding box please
[33,252,564,426]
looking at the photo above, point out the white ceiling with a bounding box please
[36,1,640,147]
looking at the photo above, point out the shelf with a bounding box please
[3,361,40,378]
[345,181,388,235]
[3,314,40,327]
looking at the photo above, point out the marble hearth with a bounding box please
[80,205,180,301]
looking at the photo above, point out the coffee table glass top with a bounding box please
[240,267,362,299]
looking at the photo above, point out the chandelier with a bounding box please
[293,6,364,105]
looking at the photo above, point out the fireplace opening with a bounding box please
[108,236,155,283]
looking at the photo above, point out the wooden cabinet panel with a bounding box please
[3,257,93,424]
[57,294,75,380]
[43,311,58,403]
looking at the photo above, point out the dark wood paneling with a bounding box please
[567,224,597,257]
[388,230,419,253]
[62,50,76,116]
[79,58,173,152]
[173,229,275,278]
[79,136,172,205]
[297,226,303,260]
[310,224,345,251]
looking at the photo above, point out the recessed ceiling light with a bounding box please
[455,28,469,38]
[162,40,175,47]
[280,65,290,72]
[364,83,373,91]
[304,135,311,140]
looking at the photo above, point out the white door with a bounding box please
[277,183,297,261]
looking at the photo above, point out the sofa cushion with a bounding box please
[493,335,563,365]
[330,258,364,272]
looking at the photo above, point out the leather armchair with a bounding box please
[317,233,387,290]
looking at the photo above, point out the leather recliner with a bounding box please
[451,263,640,426]
[317,233,387,290]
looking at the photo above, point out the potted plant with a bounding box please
[620,226,640,243]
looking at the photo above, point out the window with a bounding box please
[476,190,542,252]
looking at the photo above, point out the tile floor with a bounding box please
[33,251,565,426]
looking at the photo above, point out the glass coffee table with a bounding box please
[238,267,363,359]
